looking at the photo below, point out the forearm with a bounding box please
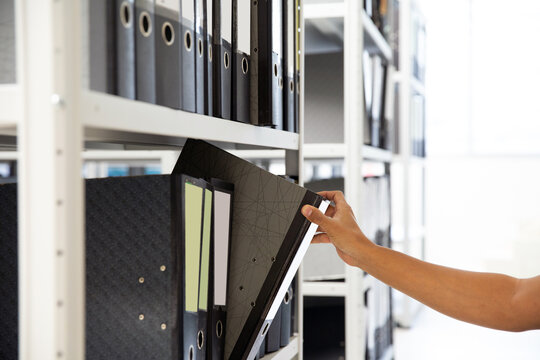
[356,240,527,332]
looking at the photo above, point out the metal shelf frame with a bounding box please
[7,0,306,359]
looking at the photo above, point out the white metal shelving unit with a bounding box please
[2,0,307,359]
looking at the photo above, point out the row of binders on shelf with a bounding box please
[89,0,301,132]
[410,93,425,157]
[0,139,327,360]
[411,2,426,84]
[365,0,399,70]
[363,51,394,151]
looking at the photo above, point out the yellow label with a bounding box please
[199,189,213,311]
[185,182,203,313]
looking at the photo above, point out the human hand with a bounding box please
[302,191,373,268]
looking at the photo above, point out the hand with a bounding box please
[302,191,373,268]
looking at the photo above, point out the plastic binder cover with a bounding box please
[173,139,329,360]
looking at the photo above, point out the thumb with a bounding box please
[302,205,331,229]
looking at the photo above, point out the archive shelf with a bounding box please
[261,335,300,360]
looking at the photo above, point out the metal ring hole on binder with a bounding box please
[284,289,291,304]
[216,320,223,338]
[242,57,248,74]
[162,22,175,46]
[262,322,270,336]
[197,330,204,349]
[279,77,283,89]
[224,52,230,69]
[274,64,278,77]
[184,31,192,51]
[120,1,132,28]
[198,38,203,57]
[208,44,213,61]
[139,11,152,37]
[189,346,194,360]
[289,79,294,93]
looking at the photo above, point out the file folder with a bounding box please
[204,0,214,116]
[155,0,182,109]
[214,0,233,119]
[89,0,117,94]
[173,139,329,360]
[135,0,156,103]
[280,286,292,347]
[181,0,196,112]
[251,0,283,129]
[283,0,295,132]
[232,0,250,123]
[207,178,234,360]
[265,305,282,353]
[116,0,136,99]
[197,182,214,360]
[195,0,205,114]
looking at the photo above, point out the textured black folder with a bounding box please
[116,0,136,99]
[0,0,16,84]
[280,286,292,347]
[195,0,205,114]
[180,0,196,112]
[204,0,214,116]
[135,0,156,103]
[213,0,232,119]
[173,139,329,360]
[0,183,18,360]
[89,0,117,94]
[283,0,295,132]
[265,305,282,353]
[232,0,250,123]
[251,0,283,129]
[155,1,182,109]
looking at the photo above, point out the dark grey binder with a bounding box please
[173,139,329,360]
[265,305,282,353]
[0,0,16,84]
[294,0,300,133]
[283,0,295,132]
[251,0,283,129]
[116,0,136,99]
[181,0,196,112]
[204,0,214,116]
[89,0,117,94]
[135,0,156,103]
[280,286,292,347]
[195,0,205,114]
[155,1,182,109]
[213,0,232,119]
[232,0,250,123]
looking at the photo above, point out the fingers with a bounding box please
[311,232,331,244]
[317,191,348,209]
[302,205,332,228]
[325,204,336,218]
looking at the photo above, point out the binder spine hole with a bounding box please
[279,77,283,89]
[242,57,249,74]
[184,31,192,51]
[224,52,230,69]
[216,320,223,338]
[120,1,132,28]
[208,44,213,61]
[251,257,257,263]
[284,290,290,304]
[250,301,255,307]
[262,322,270,336]
[289,80,294,93]
[139,11,152,37]
[198,38,203,57]
[197,330,204,349]
[239,285,244,291]
[274,64,278,77]
[271,256,276,262]
[162,22,175,46]
[189,346,194,360]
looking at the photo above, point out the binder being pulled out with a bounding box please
[174,139,329,360]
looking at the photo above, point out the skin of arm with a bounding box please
[302,190,540,332]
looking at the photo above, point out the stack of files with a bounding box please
[0,0,16,84]
[365,280,393,360]
[174,139,328,360]
[261,284,293,355]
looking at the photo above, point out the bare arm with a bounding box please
[302,191,540,332]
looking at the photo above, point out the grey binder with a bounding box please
[265,305,282,353]
[195,0,205,114]
[280,286,292,347]
[155,0,182,109]
[89,0,116,94]
[232,0,250,123]
[204,0,213,116]
[251,0,283,129]
[135,0,156,103]
[213,0,232,119]
[181,0,196,112]
[283,0,295,132]
[0,0,16,84]
[116,0,136,99]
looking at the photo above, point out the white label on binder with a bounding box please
[156,0,179,12]
[272,0,282,54]
[182,0,195,22]
[214,190,232,306]
[206,0,213,36]
[238,0,250,54]
[196,0,204,29]
[287,0,294,74]
[222,0,232,43]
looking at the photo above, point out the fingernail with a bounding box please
[302,206,312,217]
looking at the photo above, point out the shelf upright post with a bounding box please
[343,0,366,358]
[18,0,84,359]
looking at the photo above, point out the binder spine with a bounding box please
[220,0,233,120]
[116,0,136,99]
[283,0,295,132]
[195,0,205,114]
[204,0,213,116]
[89,0,117,94]
[0,0,16,84]
[135,0,156,103]
[232,0,250,123]
[271,0,284,130]
[181,0,196,113]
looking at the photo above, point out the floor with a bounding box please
[394,306,540,360]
